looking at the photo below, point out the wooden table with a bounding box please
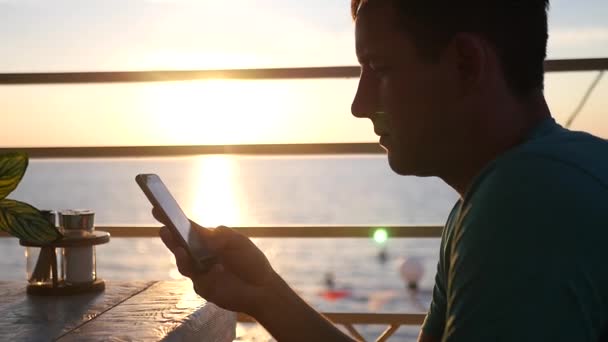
[0,280,236,341]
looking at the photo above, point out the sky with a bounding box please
[1,0,608,147]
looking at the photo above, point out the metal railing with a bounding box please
[97,225,442,238]
[237,312,425,342]
[1,58,607,341]
[0,143,386,158]
[1,58,607,159]
[0,226,442,239]
[1,58,607,85]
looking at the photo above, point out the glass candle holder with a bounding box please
[25,246,62,287]
[21,209,110,296]
[25,210,61,287]
[59,209,96,285]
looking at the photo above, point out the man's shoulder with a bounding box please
[512,125,608,186]
[469,151,608,221]
[441,124,608,342]
[449,129,608,278]
[470,125,608,204]
[460,124,608,233]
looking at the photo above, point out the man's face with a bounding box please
[352,2,462,176]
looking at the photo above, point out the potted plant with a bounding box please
[0,151,63,282]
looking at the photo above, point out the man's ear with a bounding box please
[443,32,487,97]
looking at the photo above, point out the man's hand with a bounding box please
[153,208,355,341]
[153,208,278,316]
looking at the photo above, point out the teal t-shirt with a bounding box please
[421,118,608,341]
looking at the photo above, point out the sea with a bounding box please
[0,155,459,341]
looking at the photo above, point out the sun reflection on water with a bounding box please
[165,155,244,280]
[187,155,244,228]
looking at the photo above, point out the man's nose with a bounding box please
[351,72,378,118]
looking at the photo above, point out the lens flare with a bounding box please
[373,228,389,244]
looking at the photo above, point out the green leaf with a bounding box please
[0,152,28,200]
[0,199,62,243]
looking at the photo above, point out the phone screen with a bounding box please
[136,174,216,272]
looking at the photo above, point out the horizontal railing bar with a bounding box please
[0,66,360,85]
[230,226,443,238]
[0,225,443,238]
[1,58,607,85]
[545,58,608,72]
[324,312,427,325]
[0,143,386,158]
[237,312,426,325]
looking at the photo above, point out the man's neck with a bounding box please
[441,93,552,198]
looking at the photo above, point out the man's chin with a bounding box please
[387,151,409,175]
[386,150,423,176]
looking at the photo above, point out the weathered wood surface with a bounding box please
[0,280,236,341]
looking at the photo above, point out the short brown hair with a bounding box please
[351,0,550,97]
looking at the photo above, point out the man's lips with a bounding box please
[373,126,389,136]
[379,135,390,148]
[372,119,389,136]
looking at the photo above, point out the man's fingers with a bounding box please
[159,226,179,252]
[204,226,250,254]
[160,227,194,278]
[157,219,246,283]
[191,264,224,299]
[152,207,169,226]
[173,247,193,278]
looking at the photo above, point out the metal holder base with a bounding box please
[26,279,106,296]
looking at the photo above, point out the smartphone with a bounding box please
[136,173,217,273]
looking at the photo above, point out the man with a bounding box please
[156,0,608,340]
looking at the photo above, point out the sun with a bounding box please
[139,79,293,145]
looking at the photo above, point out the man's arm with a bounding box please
[254,273,355,342]
[417,266,448,342]
[418,265,448,342]
[417,202,460,342]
